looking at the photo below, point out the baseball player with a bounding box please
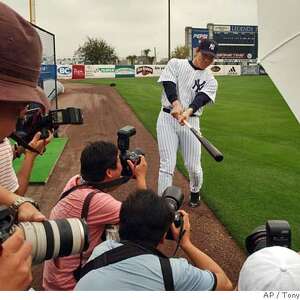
[156,39,218,207]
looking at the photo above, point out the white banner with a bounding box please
[135,65,166,77]
[208,65,241,76]
[85,65,115,78]
[57,65,72,79]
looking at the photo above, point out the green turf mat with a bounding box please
[13,137,68,183]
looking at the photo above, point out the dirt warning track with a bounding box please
[27,82,246,289]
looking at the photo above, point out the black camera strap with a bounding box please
[58,176,131,201]
[9,133,40,154]
[76,240,174,291]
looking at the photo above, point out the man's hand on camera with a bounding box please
[171,210,191,248]
[127,156,147,189]
[18,202,46,222]
[27,130,53,157]
[0,228,32,291]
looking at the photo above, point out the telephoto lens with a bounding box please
[19,218,89,264]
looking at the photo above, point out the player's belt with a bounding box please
[162,107,197,117]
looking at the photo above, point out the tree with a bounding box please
[143,49,151,57]
[75,37,118,64]
[126,55,137,65]
[172,45,190,59]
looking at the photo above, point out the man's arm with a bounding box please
[162,81,183,120]
[0,185,45,222]
[171,211,233,291]
[15,131,52,196]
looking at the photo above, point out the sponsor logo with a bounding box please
[58,66,72,75]
[210,66,221,73]
[193,33,208,39]
[136,66,153,76]
[115,67,135,74]
[97,67,115,73]
[228,66,237,75]
[230,25,255,33]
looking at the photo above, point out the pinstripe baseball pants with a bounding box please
[156,110,203,196]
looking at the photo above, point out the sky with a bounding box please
[2,0,258,60]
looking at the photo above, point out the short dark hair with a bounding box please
[80,141,118,182]
[119,189,174,247]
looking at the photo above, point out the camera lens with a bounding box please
[19,218,89,264]
[245,225,267,255]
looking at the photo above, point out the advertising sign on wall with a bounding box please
[115,65,135,78]
[72,65,85,79]
[191,28,209,58]
[224,65,241,76]
[57,65,72,79]
[135,65,166,77]
[85,65,115,78]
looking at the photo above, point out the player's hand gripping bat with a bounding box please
[183,120,224,162]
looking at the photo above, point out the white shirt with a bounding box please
[158,58,218,116]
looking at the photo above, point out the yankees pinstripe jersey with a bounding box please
[158,58,218,116]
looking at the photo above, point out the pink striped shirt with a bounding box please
[42,175,121,291]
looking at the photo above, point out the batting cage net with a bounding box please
[33,24,57,107]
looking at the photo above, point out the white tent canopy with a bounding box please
[258,0,300,123]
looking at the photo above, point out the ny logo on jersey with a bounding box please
[192,79,206,93]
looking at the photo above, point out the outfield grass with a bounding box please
[76,76,300,250]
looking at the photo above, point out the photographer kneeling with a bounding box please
[75,189,233,291]
[43,141,147,291]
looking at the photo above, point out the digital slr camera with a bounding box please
[14,104,83,143]
[117,125,144,177]
[162,186,184,240]
[0,205,89,265]
[245,220,291,255]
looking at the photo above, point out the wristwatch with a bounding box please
[11,196,40,211]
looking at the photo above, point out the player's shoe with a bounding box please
[189,192,201,208]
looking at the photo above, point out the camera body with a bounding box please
[162,186,184,240]
[15,105,83,143]
[245,220,291,255]
[117,125,144,177]
[0,205,89,264]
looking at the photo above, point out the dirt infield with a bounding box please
[27,82,246,290]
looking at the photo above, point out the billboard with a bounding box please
[85,65,115,78]
[72,65,85,79]
[211,24,258,59]
[191,28,209,58]
[135,65,166,77]
[115,65,135,78]
[57,65,72,79]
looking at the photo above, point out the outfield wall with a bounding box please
[57,64,245,79]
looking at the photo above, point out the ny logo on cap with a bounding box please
[209,43,215,51]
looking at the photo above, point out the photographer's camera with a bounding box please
[0,205,89,264]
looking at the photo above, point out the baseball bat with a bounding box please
[183,120,224,162]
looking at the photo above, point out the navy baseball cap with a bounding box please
[198,39,218,57]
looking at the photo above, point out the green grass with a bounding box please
[75,76,300,250]
[13,138,68,183]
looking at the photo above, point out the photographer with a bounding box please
[0,2,50,290]
[43,141,147,291]
[75,189,233,291]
